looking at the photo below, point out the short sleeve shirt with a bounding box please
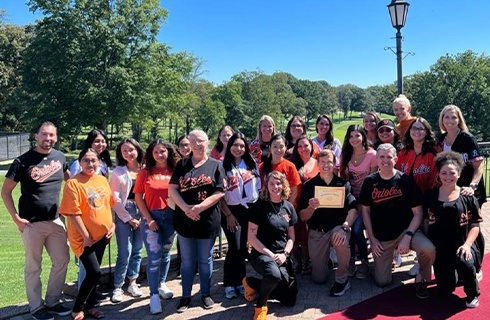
[359,171,423,241]
[249,198,297,256]
[60,174,114,257]
[5,149,68,222]
[133,167,171,211]
[298,174,357,231]
[170,157,226,238]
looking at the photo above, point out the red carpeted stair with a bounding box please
[320,260,488,320]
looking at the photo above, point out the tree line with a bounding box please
[1,1,490,148]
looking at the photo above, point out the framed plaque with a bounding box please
[314,186,345,208]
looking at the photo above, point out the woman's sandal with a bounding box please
[85,308,105,319]
[71,311,85,320]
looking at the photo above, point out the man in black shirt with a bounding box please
[1,122,70,320]
[360,143,435,299]
[299,150,357,297]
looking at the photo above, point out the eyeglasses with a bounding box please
[410,127,426,132]
[81,158,99,165]
[378,128,393,134]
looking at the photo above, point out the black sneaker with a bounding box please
[32,308,54,320]
[415,281,429,299]
[46,303,71,316]
[176,297,191,313]
[201,295,214,309]
[95,291,110,301]
[330,281,351,297]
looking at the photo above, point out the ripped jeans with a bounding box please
[142,208,176,295]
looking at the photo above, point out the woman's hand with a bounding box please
[226,214,239,232]
[185,205,202,221]
[273,253,287,266]
[128,218,140,230]
[460,186,475,197]
[105,223,115,241]
[83,235,93,248]
[147,219,159,231]
[457,244,473,261]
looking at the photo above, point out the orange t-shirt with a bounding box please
[60,173,114,257]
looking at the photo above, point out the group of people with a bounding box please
[0,94,486,320]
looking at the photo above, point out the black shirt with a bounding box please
[6,148,68,222]
[424,188,482,253]
[170,157,226,239]
[249,198,297,256]
[359,170,422,241]
[298,174,357,232]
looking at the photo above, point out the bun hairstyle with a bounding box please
[435,150,464,173]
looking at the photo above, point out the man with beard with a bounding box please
[1,121,71,320]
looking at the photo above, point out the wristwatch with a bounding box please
[341,226,349,233]
[405,230,414,238]
[284,251,290,258]
[470,183,478,191]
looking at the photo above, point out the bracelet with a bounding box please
[405,230,414,238]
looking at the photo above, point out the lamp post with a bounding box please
[387,0,410,95]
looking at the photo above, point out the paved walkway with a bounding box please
[5,202,490,320]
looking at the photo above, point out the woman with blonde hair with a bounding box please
[243,171,297,320]
[250,115,276,165]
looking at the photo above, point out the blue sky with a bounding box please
[2,1,490,88]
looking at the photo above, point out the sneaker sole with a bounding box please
[331,282,351,296]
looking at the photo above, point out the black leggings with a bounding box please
[73,237,107,313]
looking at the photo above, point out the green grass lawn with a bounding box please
[0,175,118,308]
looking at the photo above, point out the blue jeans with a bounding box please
[113,201,143,288]
[350,212,368,260]
[178,235,216,297]
[142,208,176,295]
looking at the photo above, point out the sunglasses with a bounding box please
[378,127,393,134]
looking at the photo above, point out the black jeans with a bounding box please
[73,237,107,313]
[433,246,480,300]
[221,204,249,287]
[249,254,297,307]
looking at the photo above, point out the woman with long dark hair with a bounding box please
[312,115,342,162]
[220,132,261,299]
[110,138,145,303]
[210,125,235,161]
[339,125,377,279]
[70,129,112,177]
[134,139,181,314]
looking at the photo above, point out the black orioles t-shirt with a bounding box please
[359,170,422,241]
[170,157,226,239]
[6,148,68,222]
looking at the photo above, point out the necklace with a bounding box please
[269,200,283,215]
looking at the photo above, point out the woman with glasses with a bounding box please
[375,119,403,151]
[60,148,115,320]
[176,135,191,159]
[285,115,318,159]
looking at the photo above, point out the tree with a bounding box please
[0,20,33,131]
[22,0,170,143]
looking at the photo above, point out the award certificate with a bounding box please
[314,186,345,208]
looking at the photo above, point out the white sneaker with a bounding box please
[158,283,174,300]
[408,263,420,276]
[465,296,479,308]
[393,252,402,268]
[150,294,162,314]
[111,287,124,303]
[127,283,142,297]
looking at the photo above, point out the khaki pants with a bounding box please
[21,218,70,313]
[373,230,435,287]
[308,226,350,284]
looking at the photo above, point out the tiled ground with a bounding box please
[4,202,490,320]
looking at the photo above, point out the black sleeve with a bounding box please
[466,195,483,225]
[285,200,298,226]
[344,181,358,211]
[298,179,314,211]
[405,174,423,208]
[170,159,184,185]
[5,158,22,182]
[359,176,373,206]
[249,200,263,225]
